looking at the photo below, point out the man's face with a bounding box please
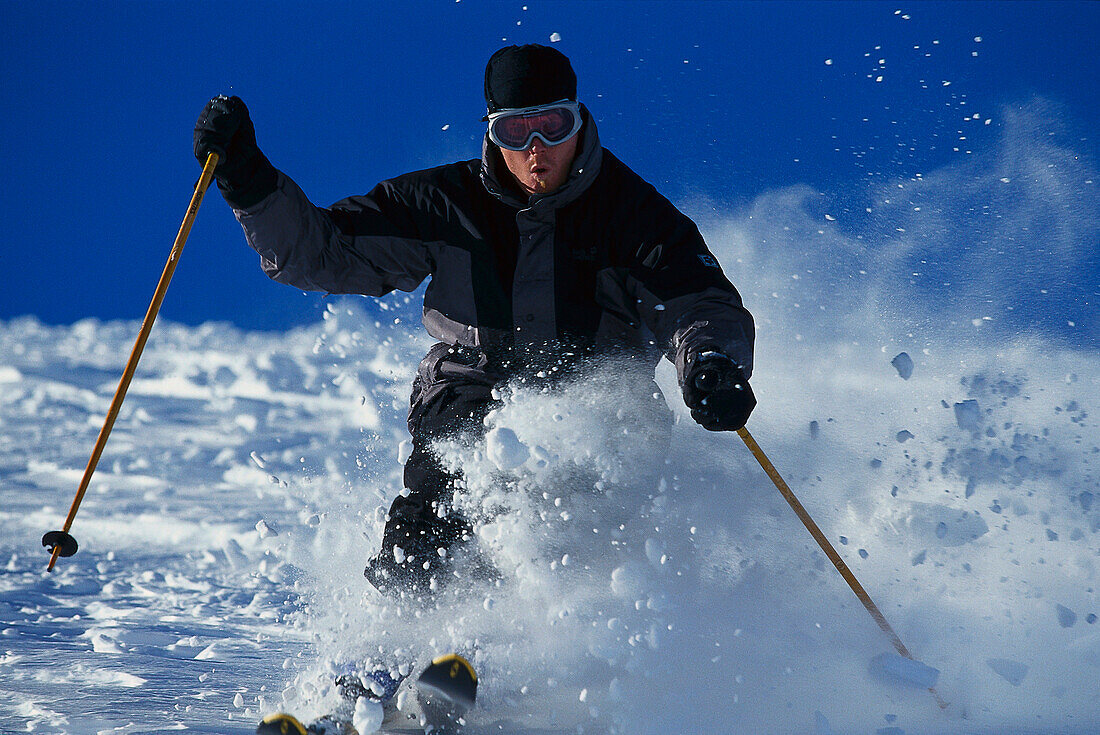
[499,133,580,196]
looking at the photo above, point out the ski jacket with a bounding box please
[229,110,754,386]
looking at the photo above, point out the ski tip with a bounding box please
[419,653,478,710]
[256,713,308,735]
[428,653,478,684]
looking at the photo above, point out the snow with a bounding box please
[3,38,1100,735]
[891,352,914,380]
[255,519,279,539]
[953,399,981,432]
[986,658,1028,687]
[1056,604,1078,628]
[870,653,940,689]
[353,698,383,732]
[4,287,1097,733]
[397,440,413,465]
[484,426,529,470]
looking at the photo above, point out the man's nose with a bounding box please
[528,138,548,153]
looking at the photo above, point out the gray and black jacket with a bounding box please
[229,110,754,390]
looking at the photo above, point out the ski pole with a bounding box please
[42,152,220,572]
[735,425,949,710]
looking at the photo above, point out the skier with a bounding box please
[194,44,756,600]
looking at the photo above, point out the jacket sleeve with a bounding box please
[626,184,755,379]
[230,170,433,297]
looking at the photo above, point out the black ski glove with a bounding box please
[681,351,756,431]
[193,95,278,209]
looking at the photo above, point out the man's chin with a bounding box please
[530,176,562,194]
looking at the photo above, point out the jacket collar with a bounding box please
[480,104,603,210]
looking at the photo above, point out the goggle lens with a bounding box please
[489,103,581,150]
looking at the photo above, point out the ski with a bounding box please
[257,653,478,735]
[413,653,478,729]
[255,713,311,735]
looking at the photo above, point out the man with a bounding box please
[194,44,756,600]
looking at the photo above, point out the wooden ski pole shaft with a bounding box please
[736,426,949,710]
[45,152,219,572]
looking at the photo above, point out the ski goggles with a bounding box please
[486,100,583,151]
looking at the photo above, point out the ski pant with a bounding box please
[393,343,503,545]
[365,343,502,596]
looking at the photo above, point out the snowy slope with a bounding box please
[2,104,1099,734]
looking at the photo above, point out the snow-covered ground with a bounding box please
[3,103,1098,734]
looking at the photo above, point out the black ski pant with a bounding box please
[365,344,502,596]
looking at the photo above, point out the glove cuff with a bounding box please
[218,154,279,210]
[679,346,727,387]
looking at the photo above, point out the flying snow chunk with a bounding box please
[987,657,1028,686]
[871,653,940,688]
[549,32,562,43]
[954,400,982,432]
[222,539,248,568]
[610,563,647,599]
[255,519,278,538]
[891,352,914,379]
[486,426,529,470]
[644,537,667,565]
[398,440,413,465]
[1056,604,1077,628]
[354,698,384,733]
[90,631,125,654]
[0,366,22,383]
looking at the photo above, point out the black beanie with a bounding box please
[484,44,577,114]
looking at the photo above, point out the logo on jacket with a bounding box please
[697,253,719,268]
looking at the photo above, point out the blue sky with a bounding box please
[2,1,1096,342]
